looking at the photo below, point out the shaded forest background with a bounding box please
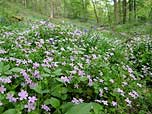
[0,0,152,25]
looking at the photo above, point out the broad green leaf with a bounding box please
[41,89,50,94]
[53,69,62,76]
[80,76,88,82]
[3,109,17,114]
[51,85,68,100]
[43,67,51,74]
[44,99,52,105]
[32,84,42,94]
[0,62,4,73]
[3,64,10,72]
[10,67,23,73]
[52,109,61,114]
[65,103,92,114]
[0,107,4,113]
[91,103,103,114]
[60,102,74,113]
[41,73,51,77]
[28,110,39,114]
[44,98,60,108]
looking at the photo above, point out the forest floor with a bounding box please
[0,17,152,113]
[0,2,152,113]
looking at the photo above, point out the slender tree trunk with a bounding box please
[133,0,136,20]
[91,0,99,23]
[23,0,27,8]
[63,0,66,17]
[122,0,127,24]
[149,7,152,37]
[129,0,133,21]
[105,1,111,25]
[50,0,54,18]
[113,0,119,24]
[118,0,122,23]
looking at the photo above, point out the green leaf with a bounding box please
[41,73,51,77]
[0,107,4,113]
[91,103,103,114]
[80,76,88,82]
[43,67,51,74]
[44,98,60,108]
[10,67,23,73]
[0,62,4,73]
[60,102,74,113]
[44,99,52,105]
[3,64,10,72]
[65,103,92,114]
[41,89,50,94]
[3,109,17,114]
[32,84,42,94]
[51,85,68,100]
[28,110,39,114]
[53,69,62,76]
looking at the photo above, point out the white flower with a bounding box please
[101,100,108,106]
[112,101,117,106]
[125,98,132,106]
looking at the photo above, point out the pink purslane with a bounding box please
[28,96,37,103]
[6,93,17,102]
[0,85,6,94]
[71,97,84,104]
[18,90,28,100]
[24,102,36,112]
[41,104,51,112]
[112,101,117,106]
[61,76,70,84]
[33,62,40,69]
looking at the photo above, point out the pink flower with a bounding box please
[101,100,108,106]
[92,54,97,59]
[137,83,142,87]
[78,70,85,76]
[99,89,103,97]
[129,90,139,99]
[6,93,17,102]
[25,102,36,112]
[117,88,125,96]
[71,97,84,104]
[125,98,132,106]
[112,101,117,106]
[109,79,114,83]
[33,70,40,79]
[0,101,3,106]
[61,76,70,84]
[95,99,102,103]
[88,79,93,86]
[33,62,40,69]
[127,67,133,73]
[28,96,37,103]
[41,104,51,112]
[18,90,28,100]
[0,85,6,94]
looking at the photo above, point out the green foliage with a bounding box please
[44,98,60,108]
[2,109,17,114]
[0,18,151,114]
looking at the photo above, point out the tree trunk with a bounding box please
[129,0,133,21]
[122,0,127,24]
[105,1,111,25]
[50,0,54,18]
[91,0,99,23]
[113,0,119,24]
[133,0,136,20]
[118,0,122,23]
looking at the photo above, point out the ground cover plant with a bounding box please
[0,20,151,114]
